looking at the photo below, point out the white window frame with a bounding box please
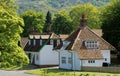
[85,40,99,50]
[61,57,66,64]
[57,39,60,46]
[40,39,42,46]
[105,58,107,61]
[50,39,53,45]
[28,40,31,45]
[88,60,95,63]
[33,39,36,46]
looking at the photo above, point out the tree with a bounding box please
[0,0,29,68]
[52,10,73,34]
[43,11,52,33]
[20,10,45,37]
[70,3,101,30]
[101,0,120,51]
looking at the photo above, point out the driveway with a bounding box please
[0,70,36,76]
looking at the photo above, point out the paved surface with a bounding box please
[0,70,36,76]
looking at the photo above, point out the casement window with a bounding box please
[57,40,59,46]
[88,60,95,63]
[50,39,53,45]
[85,40,99,50]
[68,57,72,64]
[28,40,31,45]
[61,57,66,64]
[33,39,36,46]
[36,54,39,61]
[105,58,107,61]
[40,39,42,46]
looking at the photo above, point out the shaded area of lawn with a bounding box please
[25,68,120,76]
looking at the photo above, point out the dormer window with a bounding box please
[57,40,60,46]
[85,40,99,50]
[40,39,42,46]
[50,39,53,45]
[33,39,36,46]
[28,40,31,45]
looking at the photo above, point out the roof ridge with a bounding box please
[71,28,82,50]
[87,27,116,50]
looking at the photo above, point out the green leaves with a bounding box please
[20,10,45,37]
[52,10,73,34]
[70,3,101,29]
[0,1,29,68]
[101,0,120,50]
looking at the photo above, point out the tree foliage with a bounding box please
[101,0,120,51]
[70,3,102,30]
[20,10,45,37]
[43,11,52,33]
[52,10,73,34]
[0,0,29,68]
[15,0,110,13]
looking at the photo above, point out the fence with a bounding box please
[81,67,120,73]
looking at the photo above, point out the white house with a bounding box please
[23,32,61,67]
[55,14,116,70]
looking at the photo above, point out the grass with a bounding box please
[0,66,22,70]
[25,68,120,76]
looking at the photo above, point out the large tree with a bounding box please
[101,0,120,51]
[43,11,52,33]
[0,0,29,68]
[20,10,45,37]
[52,10,73,34]
[70,3,101,30]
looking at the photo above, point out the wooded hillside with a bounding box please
[15,0,110,13]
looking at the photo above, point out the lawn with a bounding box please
[25,68,120,76]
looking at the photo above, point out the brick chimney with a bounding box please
[80,14,87,28]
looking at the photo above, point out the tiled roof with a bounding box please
[24,39,43,52]
[59,34,69,40]
[24,32,60,52]
[64,27,116,59]
[20,37,29,48]
[77,49,103,60]
[29,32,60,39]
[92,29,102,37]
[66,27,116,51]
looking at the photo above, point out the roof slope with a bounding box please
[65,27,116,59]
[20,37,29,48]
[66,27,116,51]
[24,32,60,52]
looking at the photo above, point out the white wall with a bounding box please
[59,50,81,70]
[59,50,72,70]
[40,45,59,65]
[81,60,103,67]
[72,52,81,70]
[81,50,111,67]
[26,52,40,65]
[101,50,110,64]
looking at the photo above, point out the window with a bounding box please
[28,40,31,45]
[105,58,107,61]
[50,39,53,45]
[61,57,66,64]
[88,60,95,63]
[57,40,60,46]
[33,39,36,46]
[68,57,72,64]
[40,39,42,46]
[85,40,99,50]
